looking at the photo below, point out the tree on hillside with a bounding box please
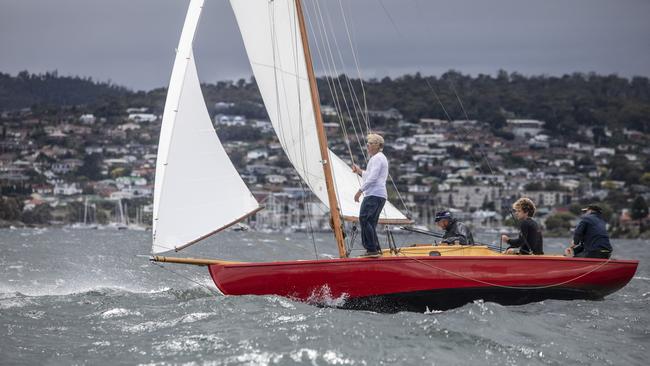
[545,212,576,233]
[631,196,649,221]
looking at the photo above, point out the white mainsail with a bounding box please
[152,0,260,254]
[229,0,409,223]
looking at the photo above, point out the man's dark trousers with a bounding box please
[359,195,386,252]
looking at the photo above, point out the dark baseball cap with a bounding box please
[434,211,453,222]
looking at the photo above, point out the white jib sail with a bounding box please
[153,0,260,254]
[230,0,409,223]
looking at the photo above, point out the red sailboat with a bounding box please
[150,0,638,312]
[155,245,638,312]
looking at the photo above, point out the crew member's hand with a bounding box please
[352,164,362,175]
[564,247,574,257]
[501,234,510,243]
[354,190,362,202]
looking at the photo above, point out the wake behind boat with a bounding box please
[149,0,638,312]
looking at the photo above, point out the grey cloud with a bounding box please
[1,0,648,90]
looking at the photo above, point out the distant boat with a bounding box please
[69,197,98,230]
[150,0,638,312]
[102,199,127,230]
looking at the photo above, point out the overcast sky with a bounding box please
[1,0,649,91]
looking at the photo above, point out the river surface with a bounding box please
[1,228,648,365]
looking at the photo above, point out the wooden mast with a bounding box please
[294,0,347,258]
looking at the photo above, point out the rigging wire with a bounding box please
[305,0,357,251]
[310,0,413,220]
[309,0,363,165]
[150,260,222,297]
[270,1,320,258]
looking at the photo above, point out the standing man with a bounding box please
[434,210,475,245]
[353,133,388,257]
[565,205,613,258]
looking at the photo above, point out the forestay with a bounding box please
[229,0,409,223]
[153,0,260,254]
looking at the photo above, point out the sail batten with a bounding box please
[152,0,260,254]
[230,0,409,222]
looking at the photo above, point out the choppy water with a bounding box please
[1,228,648,365]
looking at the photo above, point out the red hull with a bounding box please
[208,256,638,312]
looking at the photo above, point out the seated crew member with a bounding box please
[434,210,475,245]
[565,205,613,259]
[501,197,544,255]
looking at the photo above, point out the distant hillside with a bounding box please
[0,71,131,110]
[317,71,650,136]
[2,70,649,138]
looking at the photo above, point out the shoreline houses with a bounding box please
[0,102,648,232]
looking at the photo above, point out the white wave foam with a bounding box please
[274,314,307,324]
[122,312,214,334]
[0,296,35,310]
[180,312,212,323]
[306,285,348,308]
[100,308,142,319]
[322,350,356,365]
[232,351,280,366]
[0,284,178,298]
[289,348,318,363]
[152,334,224,354]
[265,296,296,309]
[227,348,357,366]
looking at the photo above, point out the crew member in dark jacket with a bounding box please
[565,205,612,259]
[434,211,475,245]
[501,197,544,255]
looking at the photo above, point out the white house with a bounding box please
[53,183,82,196]
[79,114,96,124]
[507,119,545,137]
[128,113,158,123]
[247,149,269,160]
[594,147,615,157]
[266,174,287,184]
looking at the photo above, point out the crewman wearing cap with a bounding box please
[434,210,475,245]
[565,205,613,259]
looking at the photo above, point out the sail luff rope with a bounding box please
[448,79,496,176]
[314,0,412,220]
[268,1,321,256]
[310,0,378,231]
[305,0,356,166]
[338,0,371,132]
[311,0,364,165]
[321,1,412,223]
[320,1,373,161]
[329,1,411,219]
[405,0,502,215]
[287,0,320,258]
[154,1,218,250]
[333,0,372,136]
[305,0,356,250]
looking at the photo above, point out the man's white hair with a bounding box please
[367,133,384,148]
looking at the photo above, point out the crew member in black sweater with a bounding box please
[501,197,544,255]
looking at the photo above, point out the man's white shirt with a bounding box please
[360,152,388,199]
